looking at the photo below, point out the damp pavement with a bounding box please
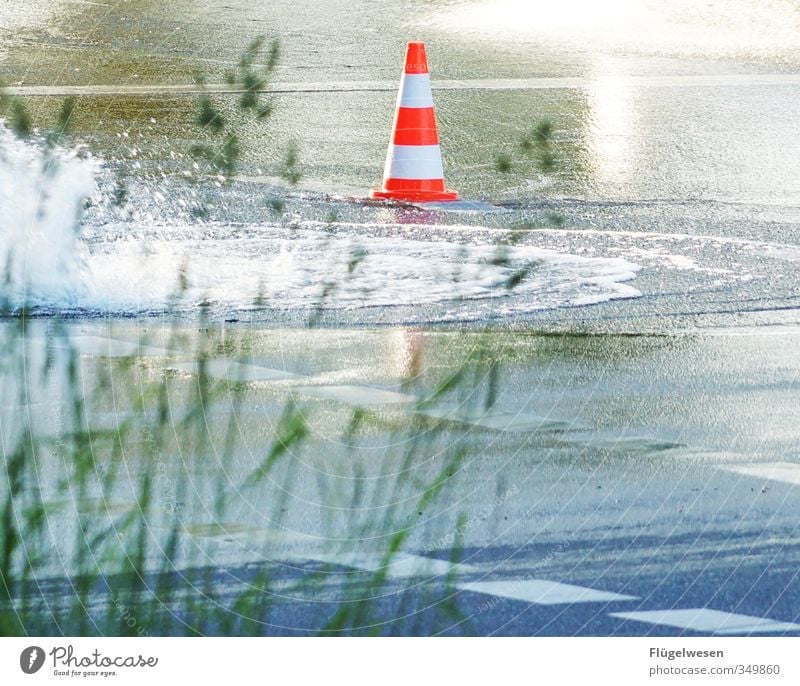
[5,322,798,636]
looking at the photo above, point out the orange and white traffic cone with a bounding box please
[370,41,459,202]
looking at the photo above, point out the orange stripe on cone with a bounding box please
[370,41,458,202]
[383,178,447,193]
[393,107,439,146]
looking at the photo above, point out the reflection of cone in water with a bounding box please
[400,328,424,382]
[370,41,459,202]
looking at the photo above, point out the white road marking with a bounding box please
[56,335,169,357]
[414,200,501,212]
[183,523,310,546]
[46,498,140,517]
[721,462,800,487]
[671,449,747,462]
[305,552,474,580]
[9,73,800,97]
[610,609,800,635]
[419,404,580,432]
[564,434,684,453]
[180,529,466,577]
[458,579,637,605]
[297,385,416,406]
[170,359,302,382]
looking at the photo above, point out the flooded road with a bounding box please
[2,0,800,636]
[3,0,800,328]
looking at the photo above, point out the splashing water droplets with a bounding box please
[0,124,96,310]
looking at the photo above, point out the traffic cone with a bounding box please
[370,41,459,202]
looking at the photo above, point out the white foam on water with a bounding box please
[75,229,641,318]
[0,124,96,310]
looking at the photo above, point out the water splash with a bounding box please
[0,123,643,321]
[77,225,642,318]
[0,123,96,310]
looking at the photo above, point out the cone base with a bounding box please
[369,188,459,202]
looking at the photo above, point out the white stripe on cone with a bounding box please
[383,145,445,180]
[397,73,434,108]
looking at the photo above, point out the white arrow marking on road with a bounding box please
[721,461,800,487]
[459,579,637,605]
[610,608,800,635]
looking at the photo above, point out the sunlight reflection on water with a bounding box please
[427,0,800,64]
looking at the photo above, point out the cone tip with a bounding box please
[404,41,429,74]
